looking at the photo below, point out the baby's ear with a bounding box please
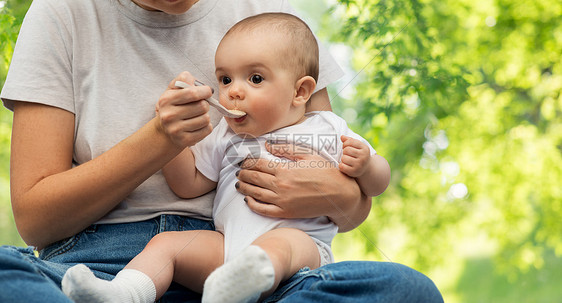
[293,76,317,106]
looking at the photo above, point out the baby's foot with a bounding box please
[202,245,275,303]
[62,264,156,303]
[62,264,118,303]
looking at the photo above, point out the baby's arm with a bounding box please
[163,147,217,198]
[339,135,390,197]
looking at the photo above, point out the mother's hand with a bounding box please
[236,142,372,232]
[155,72,214,149]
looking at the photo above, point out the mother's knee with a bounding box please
[374,262,444,303]
[321,261,444,303]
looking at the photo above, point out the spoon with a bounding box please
[174,80,246,118]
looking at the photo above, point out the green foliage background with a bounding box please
[0,0,28,247]
[1,0,561,301]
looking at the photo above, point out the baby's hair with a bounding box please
[223,13,319,81]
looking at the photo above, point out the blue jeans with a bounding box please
[0,215,443,302]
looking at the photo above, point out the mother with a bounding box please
[0,0,443,302]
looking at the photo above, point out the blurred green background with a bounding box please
[1,0,561,302]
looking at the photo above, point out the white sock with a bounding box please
[202,245,275,303]
[62,264,157,303]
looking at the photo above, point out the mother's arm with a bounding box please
[10,102,178,249]
[236,88,372,232]
[10,74,213,249]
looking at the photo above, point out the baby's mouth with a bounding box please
[229,100,247,119]
[234,115,247,123]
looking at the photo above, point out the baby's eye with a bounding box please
[250,74,263,84]
[221,77,232,85]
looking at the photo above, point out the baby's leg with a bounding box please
[62,230,224,303]
[254,228,321,284]
[202,228,319,303]
[127,230,224,296]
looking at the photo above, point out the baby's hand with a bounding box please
[339,135,371,178]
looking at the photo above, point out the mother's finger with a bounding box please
[236,175,279,202]
[162,86,213,107]
[239,157,278,175]
[177,113,212,132]
[160,100,210,121]
[158,104,212,147]
[244,196,285,218]
[176,100,210,120]
[236,168,278,193]
[169,71,197,89]
[159,103,211,129]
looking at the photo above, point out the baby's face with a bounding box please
[131,0,200,14]
[214,30,304,137]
